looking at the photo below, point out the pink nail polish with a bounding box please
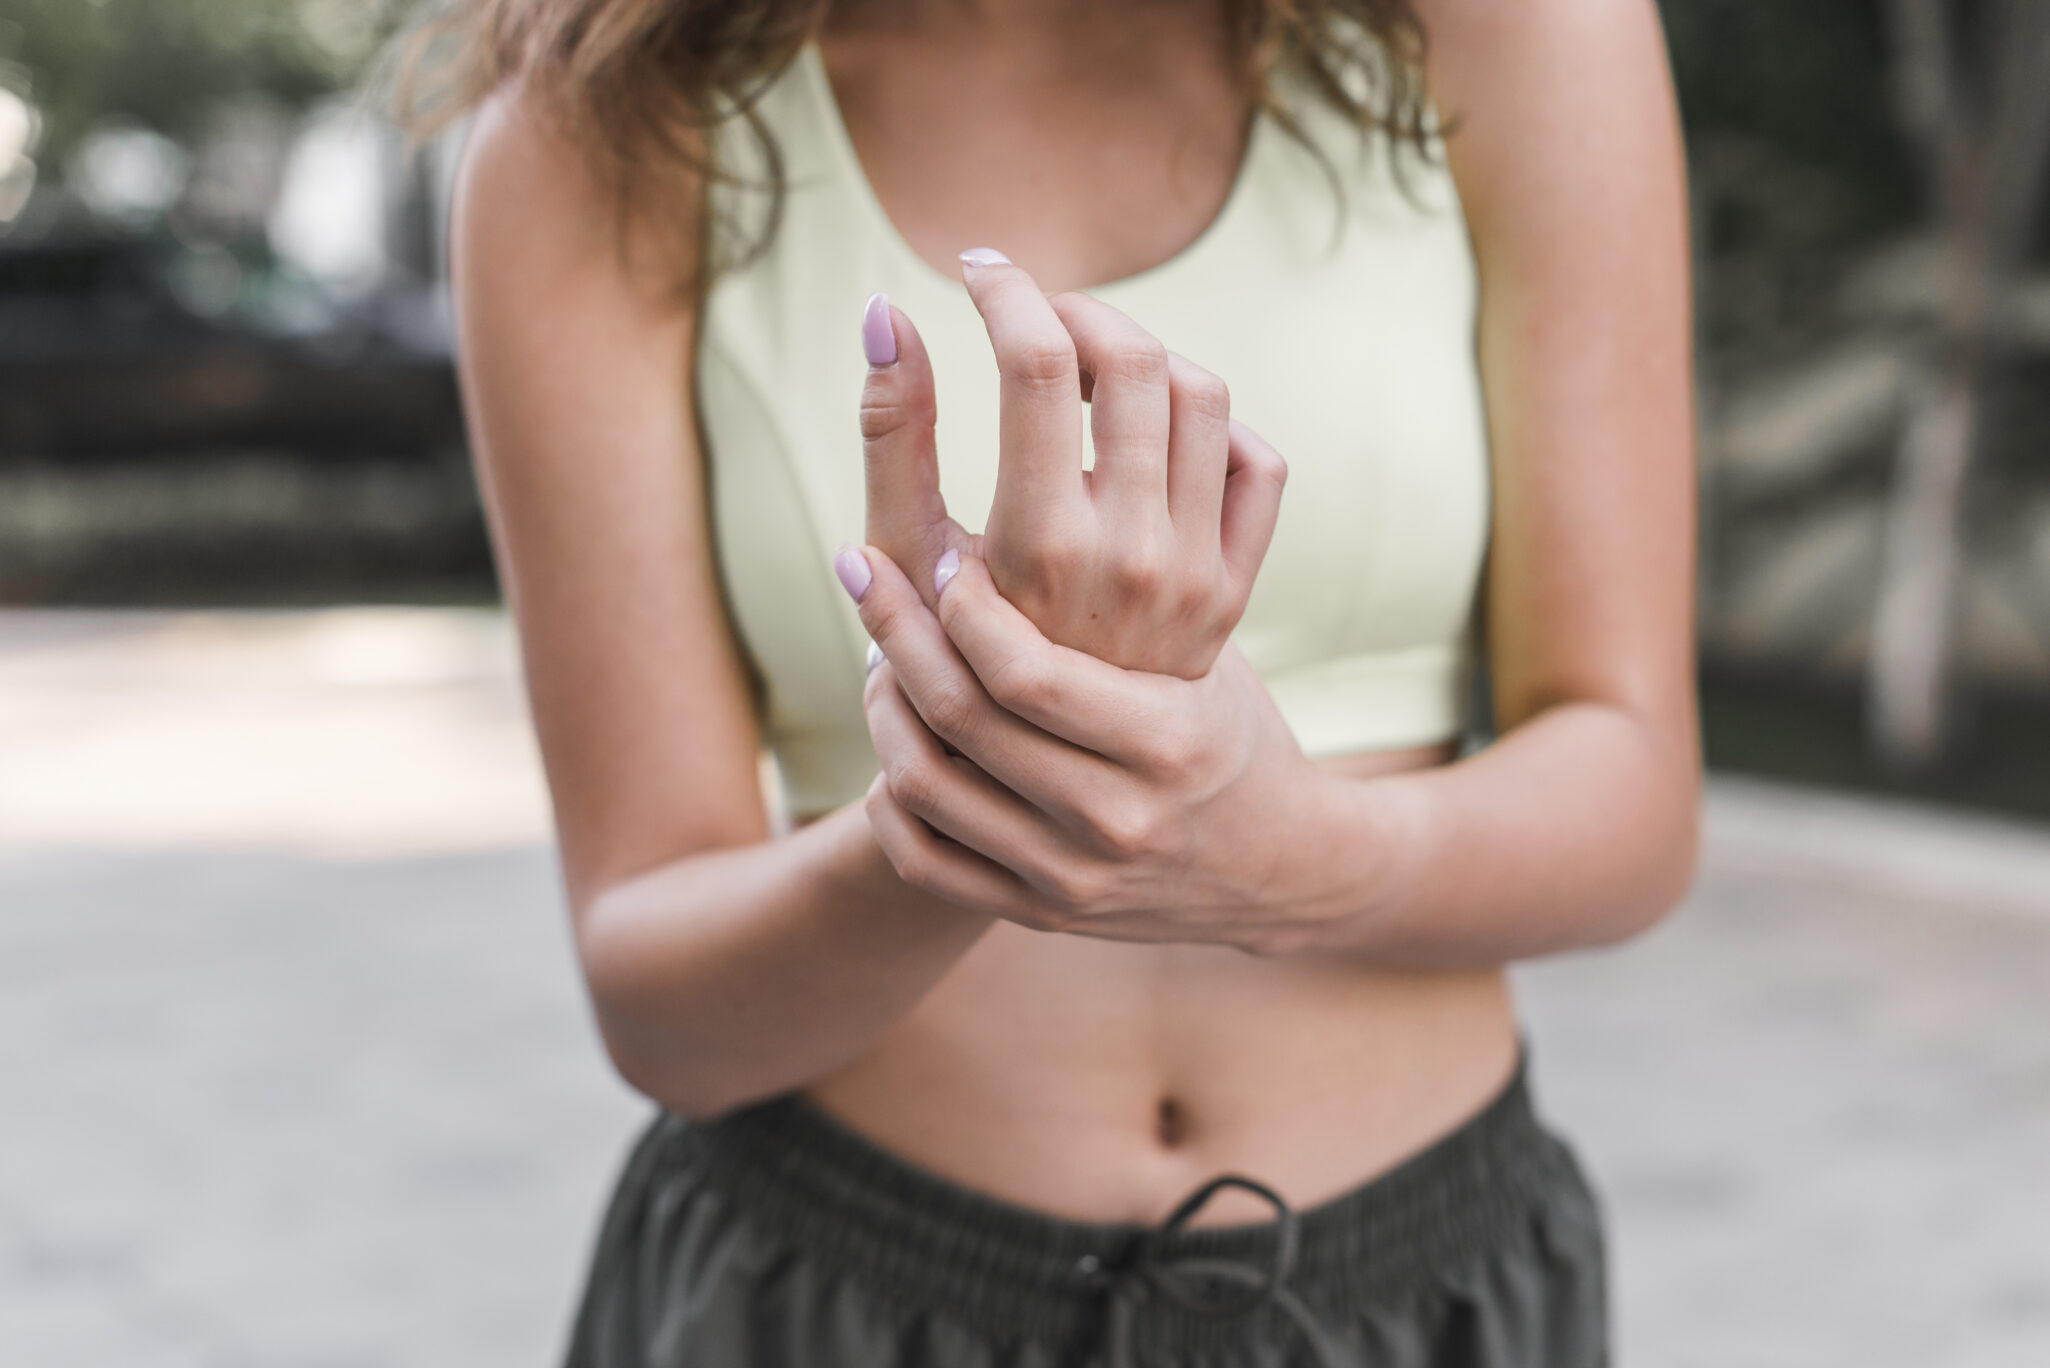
[861,292,896,366]
[834,545,872,602]
[957,247,1011,270]
[933,548,960,596]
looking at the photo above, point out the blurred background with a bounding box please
[2,2,2047,1366]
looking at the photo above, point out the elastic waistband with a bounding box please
[655,1052,1571,1353]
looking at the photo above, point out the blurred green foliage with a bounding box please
[1,0,406,162]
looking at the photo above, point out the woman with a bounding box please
[417,0,1697,1361]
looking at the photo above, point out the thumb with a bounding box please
[860,293,954,605]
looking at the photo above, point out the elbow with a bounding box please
[590,1016,755,1122]
[1658,781,1705,916]
[583,958,769,1121]
[1590,763,1703,948]
[1611,831,1699,946]
[1580,688,1705,948]
[573,881,760,1123]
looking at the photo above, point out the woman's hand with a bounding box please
[856,255,1287,677]
[843,543,1352,956]
[847,255,1331,951]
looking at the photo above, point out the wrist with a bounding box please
[1264,762,1419,958]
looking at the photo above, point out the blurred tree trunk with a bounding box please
[1870,0,2050,772]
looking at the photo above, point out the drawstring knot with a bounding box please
[1070,1175,1345,1368]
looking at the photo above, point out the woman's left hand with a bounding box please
[846,542,1350,955]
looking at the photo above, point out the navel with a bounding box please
[1154,1095,1188,1150]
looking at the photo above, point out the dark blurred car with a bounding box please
[0,232,460,464]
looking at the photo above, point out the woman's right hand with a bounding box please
[858,254,1286,678]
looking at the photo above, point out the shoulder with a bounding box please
[1413,0,1680,225]
[454,83,602,249]
[1413,0,1670,87]
[451,81,704,308]
[1410,0,1681,200]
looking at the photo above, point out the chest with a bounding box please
[815,28,1252,296]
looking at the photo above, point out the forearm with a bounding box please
[575,801,993,1117]
[1293,701,1700,965]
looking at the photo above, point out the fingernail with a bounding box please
[861,291,896,366]
[933,547,960,596]
[865,640,884,675]
[957,247,1011,270]
[834,545,872,602]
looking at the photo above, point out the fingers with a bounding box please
[933,551,1189,766]
[845,545,1106,811]
[1046,292,1171,515]
[863,666,1067,887]
[1220,416,1288,594]
[864,775,1060,927]
[958,253,1086,523]
[1164,354,1232,550]
[861,295,959,604]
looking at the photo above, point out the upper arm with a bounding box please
[1421,0,1698,758]
[449,88,768,913]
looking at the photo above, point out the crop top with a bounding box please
[696,38,1491,817]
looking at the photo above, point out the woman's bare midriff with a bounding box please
[797,742,1522,1229]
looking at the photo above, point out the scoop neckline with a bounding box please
[796,37,1269,299]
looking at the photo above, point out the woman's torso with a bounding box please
[699,9,1517,1226]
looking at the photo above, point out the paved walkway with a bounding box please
[3,610,2047,1367]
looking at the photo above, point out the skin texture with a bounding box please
[449,0,1699,1226]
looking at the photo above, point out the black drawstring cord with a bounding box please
[1069,1175,1346,1368]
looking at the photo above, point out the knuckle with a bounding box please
[858,386,933,445]
[887,757,941,816]
[1172,573,1215,621]
[1110,544,1166,597]
[921,679,978,745]
[1090,799,1156,861]
[1142,724,1198,782]
[1180,367,1231,422]
[864,779,893,825]
[1102,336,1169,387]
[1007,584,1057,627]
[858,397,903,443]
[1017,529,1085,585]
[891,848,935,891]
[985,650,1051,714]
[1043,862,1109,912]
[1010,337,1077,391]
[1019,539,1064,580]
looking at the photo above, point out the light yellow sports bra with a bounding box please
[697,39,1490,817]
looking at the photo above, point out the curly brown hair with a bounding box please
[393,0,1432,299]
